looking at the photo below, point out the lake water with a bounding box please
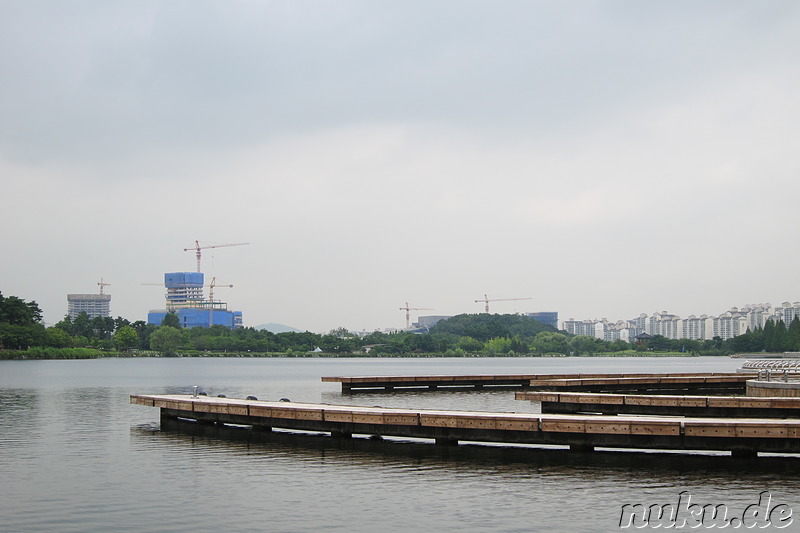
[1,356,799,532]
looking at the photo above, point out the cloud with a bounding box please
[2,1,800,332]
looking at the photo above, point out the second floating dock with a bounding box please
[321,372,756,394]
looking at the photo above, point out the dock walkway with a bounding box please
[517,391,800,418]
[133,394,800,457]
[322,372,756,394]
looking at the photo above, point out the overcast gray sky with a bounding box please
[2,1,799,333]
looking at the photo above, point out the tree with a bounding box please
[161,312,181,329]
[457,336,483,353]
[483,337,513,355]
[789,317,800,351]
[72,312,93,340]
[609,339,630,352]
[0,293,42,326]
[570,335,600,356]
[0,293,45,349]
[114,325,139,351]
[532,332,569,355]
[430,313,557,342]
[91,316,115,340]
[44,327,73,348]
[149,326,183,356]
[114,316,132,332]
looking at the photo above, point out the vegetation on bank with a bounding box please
[2,290,799,359]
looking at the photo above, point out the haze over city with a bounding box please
[2,1,799,333]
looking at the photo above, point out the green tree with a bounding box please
[0,293,43,326]
[570,335,600,356]
[161,312,181,329]
[72,312,93,339]
[54,315,75,336]
[114,316,132,332]
[763,320,777,352]
[0,293,45,349]
[483,337,513,355]
[609,339,631,352]
[430,313,557,342]
[532,332,569,355]
[149,326,183,356]
[44,327,74,348]
[114,325,139,351]
[789,317,800,351]
[91,316,115,340]
[774,320,790,352]
[457,336,483,353]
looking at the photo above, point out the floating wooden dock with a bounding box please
[321,372,756,394]
[517,391,800,418]
[132,394,800,457]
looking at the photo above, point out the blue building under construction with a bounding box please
[147,272,243,329]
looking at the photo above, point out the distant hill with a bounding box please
[253,323,302,333]
[429,313,557,341]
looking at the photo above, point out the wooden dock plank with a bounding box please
[133,394,800,455]
[540,418,586,433]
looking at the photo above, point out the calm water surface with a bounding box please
[1,357,799,532]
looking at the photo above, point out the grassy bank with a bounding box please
[0,348,709,360]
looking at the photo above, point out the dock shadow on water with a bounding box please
[135,417,800,477]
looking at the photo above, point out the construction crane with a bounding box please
[184,240,250,273]
[97,277,110,295]
[399,302,434,329]
[207,277,233,302]
[474,294,532,313]
[208,277,233,327]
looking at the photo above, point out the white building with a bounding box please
[648,311,682,339]
[67,293,111,320]
[713,309,748,340]
[682,315,712,340]
[563,318,600,337]
[774,302,800,326]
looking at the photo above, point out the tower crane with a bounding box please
[97,277,110,295]
[399,302,434,329]
[208,277,233,303]
[474,294,532,313]
[208,277,233,327]
[184,240,250,273]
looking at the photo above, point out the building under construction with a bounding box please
[147,272,242,329]
[67,278,112,319]
[67,293,111,320]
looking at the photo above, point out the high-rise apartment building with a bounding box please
[67,293,111,320]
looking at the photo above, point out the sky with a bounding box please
[2,1,800,334]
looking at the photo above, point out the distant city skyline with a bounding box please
[50,277,800,338]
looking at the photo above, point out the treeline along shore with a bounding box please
[3,291,799,359]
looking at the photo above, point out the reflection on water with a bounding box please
[2,357,799,533]
[149,416,800,477]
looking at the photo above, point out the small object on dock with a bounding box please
[217,394,227,398]
[280,398,291,402]
[246,395,258,400]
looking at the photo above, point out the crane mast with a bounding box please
[97,277,111,295]
[474,294,532,313]
[184,240,249,273]
[399,302,434,329]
